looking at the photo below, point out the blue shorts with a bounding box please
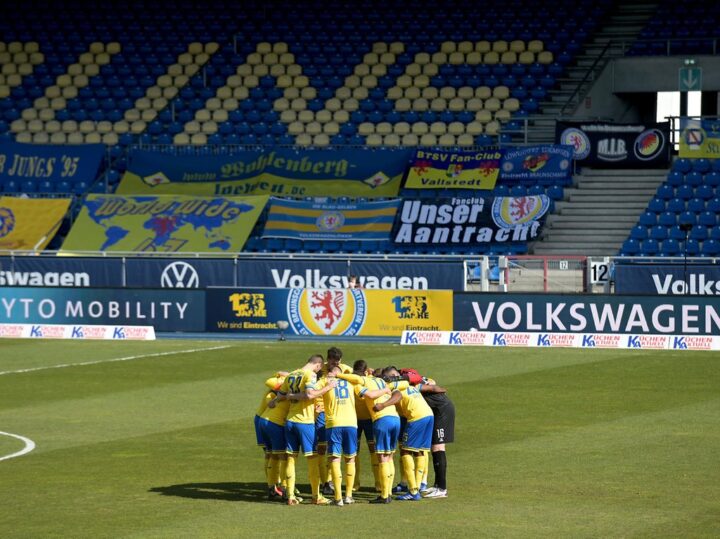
[254,415,264,447]
[357,419,374,442]
[315,412,327,445]
[285,421,316,456]
[328,426,358,457]
[259,418,286,454]
[372,415,401,455]
[402,416,433,452]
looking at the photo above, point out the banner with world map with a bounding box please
[0,196,71,251]
[116,147,411,198]
[404,149,504,190]
[60,194,268,253]
[262,197,399,241]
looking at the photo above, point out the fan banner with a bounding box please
[116,147,411,198]
[0,141,105,184]
[678,118,720,158]
[500,145,574,181]
[60,194,267,253]
[206,288,453,336]
[555,121,671,168]
[391,195,551,247]
[262,197,399,241]
[0,196,71,251]
[404,149,504,190]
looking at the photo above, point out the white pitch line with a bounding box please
[0,345,232,376]
[0,431,36,462]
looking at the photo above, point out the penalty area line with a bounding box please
[0,345,233,377]
[0,431,36,462]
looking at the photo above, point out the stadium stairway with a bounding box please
[531,167,667,256]
[522,0,658,144]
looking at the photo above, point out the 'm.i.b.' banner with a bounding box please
[117,148,411,198]
[500,145,573,182]
[678,118,720,158]
[392,195,550,247]
[0,196,71,251]
[60,194,268,253]
[207,288,453,336]
[556,122,670,168]
[262,197,399,241]
[404,149,504,190]
[0,141,105,184]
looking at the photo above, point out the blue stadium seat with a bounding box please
[692,158,712,173]
[668,225,686,241]
[687,198,706,213]
[649,225,668,241]
[656,184,674,200]
[685,239,700,256]
[695,184,714,200]
[706,172,720,187]
[699,211,718,227]
[701,239,720,257]
[666,198,685,213]
[666,171,683,186]
[672,158,692,173]
[676,184,694,199]
[638,211,657,226]
[641,239,659,255]
[661,238,681,256]
[630,225,648,240]
[690,225,709,241]
[685,172,703,187]
[647,197,665,213]
[678,211,697,226]
[658,211,677,226]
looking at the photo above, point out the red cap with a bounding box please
[400,368,423,385]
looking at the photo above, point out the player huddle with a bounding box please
[254,347,455,505]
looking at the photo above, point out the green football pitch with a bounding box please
[1,338,719,538]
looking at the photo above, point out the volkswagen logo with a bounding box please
[160,261,199,288]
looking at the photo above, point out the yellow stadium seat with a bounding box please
[396,74,412,88]
[439,87,456,100]
[253,64,269,77]
[393,122,410,135]
[431,52,447,65]
[96,52,111,65]
[316,110,332,124]
[448,98,464,112]
[440,41,456,54]
[380,52,395,65]
[449,52,464,65]
[84,64,100,77]
[414,75,430,88]
[483,51,499,65]
[275,74,292,88]
[476,86,492,99]
[358,122,375,135]
[96,120,111,134]
[298,110,314,123]
[335,87,352,100]
[430,122,447,135]
[304,121,321,136]
[233,87,249,99]
[411,122,429,135]
[342,98,359,111]
[21,109,37,121]
[185,121,200,134]
[67,63,83,76]
[371,64,386,77]
[287,121,304,135]
[528,40,544,53]
[15,132,32,142]
[201,121,218,134]
[475,110,492,123]
[419,133,437,146]
[85,132,102,143]
[475,41,491,53]
[263,52,278,65]
[147,87,163,100]
[273,43,288,54]
[106,42,121,54]
[270,64,285,77]
[501,51,517,64]
[376,122,392,135]
[448,121,465,135]
[492,40,509,53]
[190,133,207,145]
[411,98,429,112]
[466,98,483,112]
[323,121,339,135]
[113,121,130,134]
[383,134,400,146]
[325,98,342,112]
[366,134,383,147]
[45,120,60,133]
[67,132,84,144]
[421,86,439,100]
[458,41,473,54]
[510,40,526,53]
[457,134,474,146]
[389,42,404,54]
[27,119,42,133]
[312,134,329,146]
[246,52,262,65]
[297,134,315,146]
[494,109,511,121]
[422,63,439,76]
[174,133,190,144]
[290,97,306,111]
[438,134,456,146]
[537,51,553,64]
[205,43,220,54]
[430,98,447,112]
[503,98,520,112]
[387,86,403,100]
[279,53,294,65]
[141,109,157,122]
[402,133,419,146]
[351,87,368,99]
[493,86,510,100]
[466,121,483,135]
[32,132,49,143]
[361,75,377,88]
[42,105,59,118]
[205,97,221,111]
[243,75,259,88]
[395,98,411,111]
[363,52,379,65]
[415,52,430,65]
[457,86,474,100]
[405,86,421,100]
[485,120,500,135]
[519,51,535,65]
[188,42,204,55]
[79,120,94,133]
[280,110,296,123]
[484,97,501,111]
[24,42,40,53]
[354,64,370,77]
[405,63,421,77]
[236,64,253,76]
[333,110,349,123]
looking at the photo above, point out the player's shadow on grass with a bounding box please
[149,482,270,503]
[150,482,379,503]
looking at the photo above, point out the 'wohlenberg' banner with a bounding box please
[404,149,504,190]
[0,141,105,184]
[500,145,573,182]
[60,194,267,253]
[392,195,550,247]
[262,197,399,241]
[556,121,670,168]
[679,118,720,158]
[117,148,410,198]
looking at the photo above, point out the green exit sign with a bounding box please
[679,66,702,92]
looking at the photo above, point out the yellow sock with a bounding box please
[308,455,321,500]
[278,458,287,486]
[319,453,329,486]
[354,455,361,490]
[400,453,408,485]
[402,454,417,493]
[330,459,343,501]
[286,455,297,499]
[414,453,425,490]
[378,461,389,498]
[269,457,280,488]
[345,460,356,500]
[422,452,429,484]
[371,452,380,492]
[388,457,395,494]
[265,455,272,484]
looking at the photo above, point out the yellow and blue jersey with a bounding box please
[395,385,434,423]
[255,375,285,416]
[349,375,399,422]
[316,376,357,428]
[280,368,317,424]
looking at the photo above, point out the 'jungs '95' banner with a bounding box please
[0,141,105,184]
[117,147,411,198]
[262,197,399,241]
[556,121,670,168]
[404,149,504,190]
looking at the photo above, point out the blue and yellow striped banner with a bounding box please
[262,197,399,241]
